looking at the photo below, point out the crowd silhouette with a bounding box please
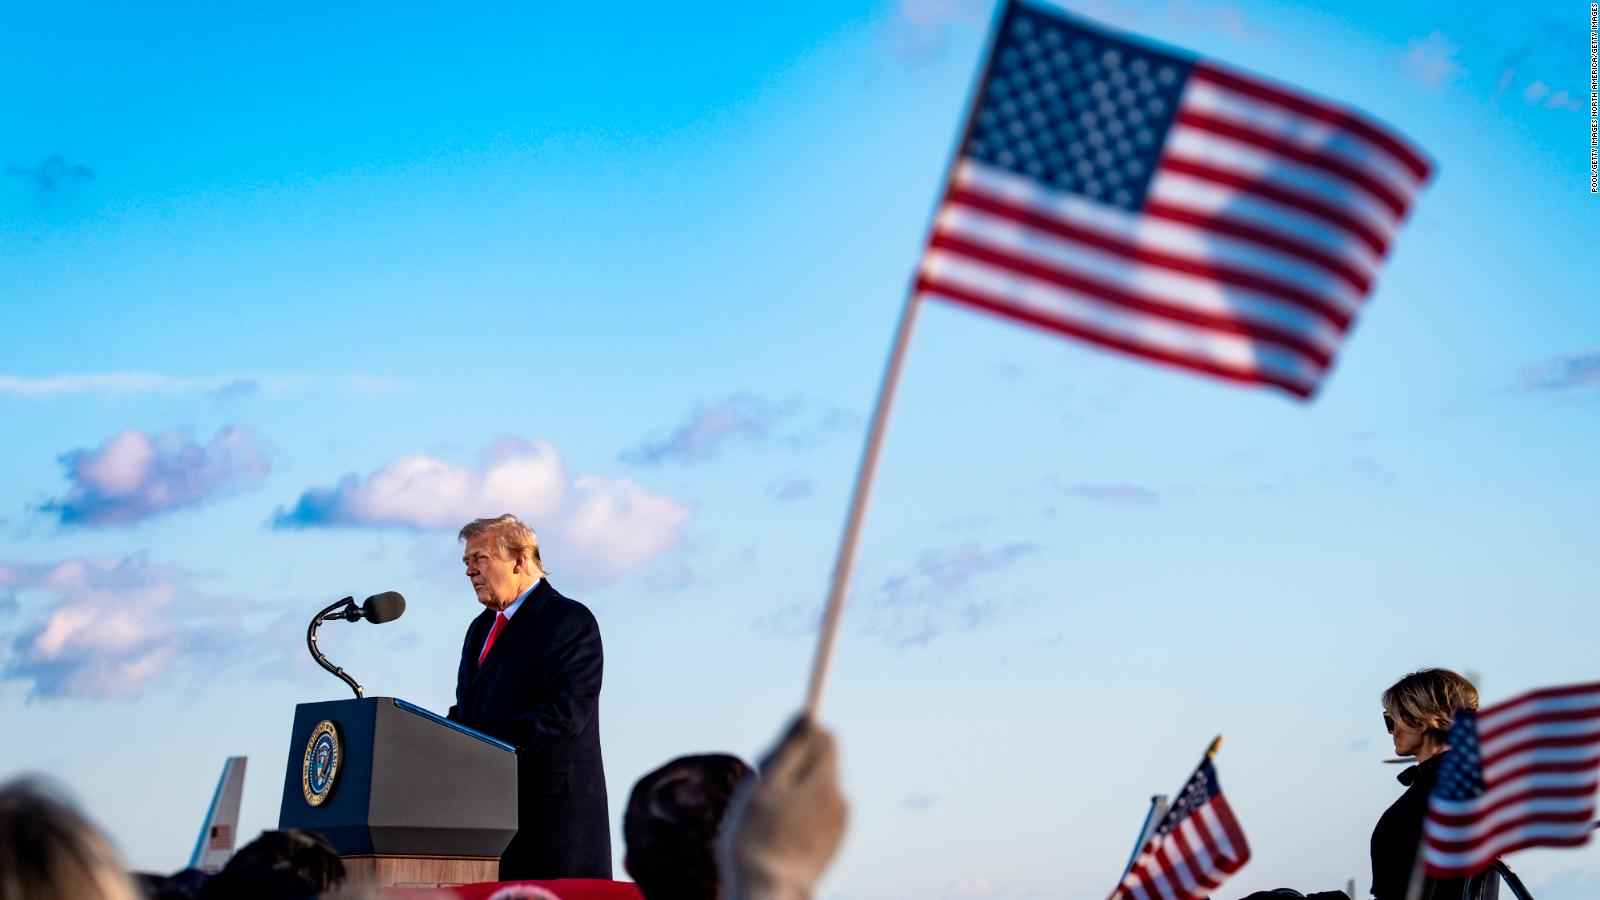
[0,671,1548,900]
[0,713,846,900]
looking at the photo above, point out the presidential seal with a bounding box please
[301,720,342,807]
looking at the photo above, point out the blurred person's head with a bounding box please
[486,887,560,900]
[195,867,315,900]
[1382,668,1479,761]
[0,778,142,900]
[132,871,195,900]
[162,868,210,897]
[196,829,344,900]
[624,754,752,900]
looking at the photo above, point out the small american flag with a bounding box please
[1423,681,1600,878]
[1112,759,1250,900]
[917,0,1432,399]
[208,824,233,852]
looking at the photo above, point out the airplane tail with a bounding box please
[188,756,247,873]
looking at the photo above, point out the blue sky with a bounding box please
[2,0,1596,897]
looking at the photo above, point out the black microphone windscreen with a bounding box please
[362,591,406,624]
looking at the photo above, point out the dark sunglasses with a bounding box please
[1383,713,1396,734]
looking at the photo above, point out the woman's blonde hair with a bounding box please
[0,779,142,900]
[1382,668,1479,740]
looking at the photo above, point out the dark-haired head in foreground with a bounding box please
[195,829,344,900]
[132,871,198,900]
[624,754,752,900]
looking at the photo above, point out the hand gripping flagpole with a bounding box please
[803,0,1019,716]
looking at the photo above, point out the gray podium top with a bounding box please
[277,697,518,857]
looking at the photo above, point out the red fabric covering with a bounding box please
[384,878,643,900]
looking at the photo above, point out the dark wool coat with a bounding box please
[448,580,611,880]
[1369,752,1465,900]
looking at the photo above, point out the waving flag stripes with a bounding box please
[916,0,1432,399]
[1423,681,1600,878]
[1111,759,1250,900]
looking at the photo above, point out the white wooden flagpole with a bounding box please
[803,0,1019,716]
[1401,831,1429,900]
[803,290,924,714]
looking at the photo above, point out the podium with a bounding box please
[278,697,518,889]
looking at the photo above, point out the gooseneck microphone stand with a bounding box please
[307,596,365,699]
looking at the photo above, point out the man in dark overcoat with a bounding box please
[448,514,610,880]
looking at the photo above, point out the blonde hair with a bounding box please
[458,514,546,578]
[1382,668,1479,740]
[0,779,142,900]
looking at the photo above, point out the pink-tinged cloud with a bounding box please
[2,556,186,700]
[885,0,986,62]
[0,372,232,397]
[274,438,692,586]
[0,372,406,398]
[868,541,1043,647]
[755,541,1043,644]
[622,393,857,466]
[767,476,814,502]
[1,556,299,701]
[1057,482,1160,506]
[1519,350,1600,391]
[1054,0,1272,43]
[1399,31,1465,88]
[41,426,270,527]
[1518,77,1586,111]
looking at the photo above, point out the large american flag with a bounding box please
[1111,759,1250,900]
[1423,681,1600,878]
[916,0,1432,399]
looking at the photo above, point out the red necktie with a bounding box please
[477,612,508,666]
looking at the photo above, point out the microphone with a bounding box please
[359,591,406,624]
[305,590,408,698]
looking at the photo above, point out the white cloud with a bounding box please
[885,0,988,61]
[767,475,815,502]
[1519,350,1600,391]
[1399,31,1465,88]
[1540,89,1583,111]
[622,393,857,466]
[274,437,692,587]
[41,426,271,526]
[0,372,406,398]
[2,557,193,700]
[1165,1,1273,43]
[1054,481,1160,506]
[866,541,1043,647]
[0,557,308,701]
[561,475,691,577]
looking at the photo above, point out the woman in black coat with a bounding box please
[1367,668,1478,900]
[1239,667,1479,900]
